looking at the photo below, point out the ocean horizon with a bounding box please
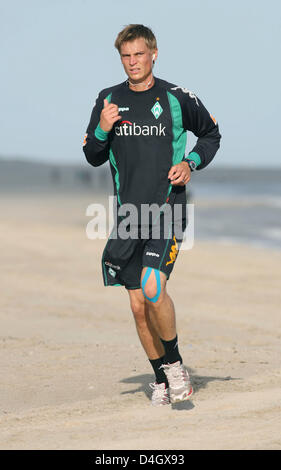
[1,158,281,250]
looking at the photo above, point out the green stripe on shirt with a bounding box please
[187,151,201,167]
[94,92,112,141]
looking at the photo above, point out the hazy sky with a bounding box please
[1,0,280,167]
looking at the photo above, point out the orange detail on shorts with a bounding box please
[210,114,217,125]
[83,133,88,146]
[166,235,179,266]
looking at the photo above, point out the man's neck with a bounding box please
[128,73,155,92]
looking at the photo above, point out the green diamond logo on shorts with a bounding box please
[108,267,116,278]
[151,101,163,119]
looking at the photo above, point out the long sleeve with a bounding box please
[180,89,221,170]
[83,91,110,167]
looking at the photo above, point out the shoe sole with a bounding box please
[170,386,193,404]
[152,402,171,407]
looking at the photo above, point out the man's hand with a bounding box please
[100,98,121,132]
[168,161,191,186]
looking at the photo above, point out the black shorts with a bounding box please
[101,214,186,290]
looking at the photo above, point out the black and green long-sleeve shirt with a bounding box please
[83,77,221,213]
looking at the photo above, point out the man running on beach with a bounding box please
[83,24,221,406]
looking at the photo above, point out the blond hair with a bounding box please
[115,24,157,53]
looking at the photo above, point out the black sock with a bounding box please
[160,335,182,365]
[149,356,168,386]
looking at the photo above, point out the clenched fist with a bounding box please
[100,98,121,132]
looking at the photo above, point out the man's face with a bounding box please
[120,38,157,83]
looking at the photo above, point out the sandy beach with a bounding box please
[0,192,280,450]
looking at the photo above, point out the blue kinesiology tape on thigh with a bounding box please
[141,267,161,303]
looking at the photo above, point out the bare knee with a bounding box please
[144,285,166,308]
[142,277,156,300]
[141,268,166,306]
[128,291,146,324]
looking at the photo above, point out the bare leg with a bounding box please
[127,288,165,359]
[140,268,177,341]
[136,269,192,404]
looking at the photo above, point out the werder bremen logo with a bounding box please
[151,101,163,119]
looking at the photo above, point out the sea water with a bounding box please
[189,167,281,250]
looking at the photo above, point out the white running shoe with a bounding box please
[149,382,170,406]
[161,361,193,403]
